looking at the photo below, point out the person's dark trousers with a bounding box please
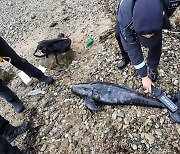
[0,115,9,131]
[0,116,20,154]
[0,37,43,78]
[0,136,22,154]
[0,78,19,102]
[147,35,162,70]
[115,21,129,59]
[0,115,15,137]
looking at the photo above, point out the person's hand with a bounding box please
[142,76,155,93]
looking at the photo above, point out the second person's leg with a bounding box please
[147,39,162,81]
[0,79,24,112]
[115,21,130,69]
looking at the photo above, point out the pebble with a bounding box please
[144,124,152,132]
[173,79,178,85]
[112,111,117,120]
[50,127,58,135]
[52,112,59,120]
[154,129,162,136]
[117,110,125,118]
[177,127,180,135]
[40,143,47,152]
[145,133,155,144]
[73,140,78,147]
[43,124,54,136]
[132,144,138,150]
[54,92,58,96]
[169,133,177,140]
[160,118,165,124]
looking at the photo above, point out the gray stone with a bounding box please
[155,129,162,136]
[43,124,54,136]
[145,133,155,144]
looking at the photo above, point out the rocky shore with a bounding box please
[0,0,179,153]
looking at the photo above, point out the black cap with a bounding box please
[133,0,164,48]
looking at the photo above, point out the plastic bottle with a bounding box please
[86,37,93,48]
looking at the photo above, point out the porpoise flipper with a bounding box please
[84,98,100,111]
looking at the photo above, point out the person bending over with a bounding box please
[115,0,179,92]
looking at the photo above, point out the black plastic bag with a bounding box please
[33,34,71,64]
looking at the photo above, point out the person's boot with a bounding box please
[2,121,30,143]
[9,97,25,113]
[149,68,158,82]
[36,74,54,84]
[117,57,130,69]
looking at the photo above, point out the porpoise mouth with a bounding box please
[72,83,92,97]
[71,84,81,95]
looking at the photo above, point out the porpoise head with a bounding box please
[72,83,94,97]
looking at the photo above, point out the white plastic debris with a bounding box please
[28,88,42,96]
[37,65,46,73]
[18,71,32,85]
[18,65,46,85]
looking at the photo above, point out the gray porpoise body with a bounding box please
[72,83,180,124]
[72,82,165,108]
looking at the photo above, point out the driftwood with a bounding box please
[163,29,180,39]
[99,28,115,43]
[163,29,180,34]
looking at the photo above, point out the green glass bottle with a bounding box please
[86,37,93,48]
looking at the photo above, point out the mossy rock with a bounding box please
[40,48,75,70]
[0,67,15,84]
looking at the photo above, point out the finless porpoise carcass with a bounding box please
[72,82,180,124]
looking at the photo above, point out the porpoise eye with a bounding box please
[84,88,89,91]
[94,94,100,100]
